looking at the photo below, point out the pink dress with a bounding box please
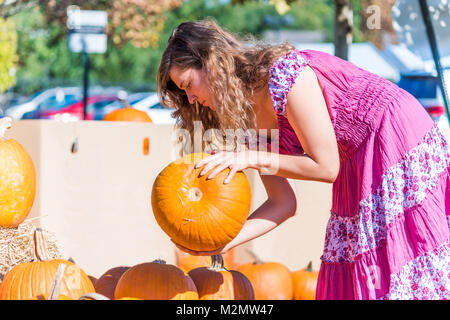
[267,49,450,300]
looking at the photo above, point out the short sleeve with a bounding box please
[268,50,308,116]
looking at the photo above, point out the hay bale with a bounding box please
[0,219,63,281]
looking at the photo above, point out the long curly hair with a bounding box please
[157,19,294,153]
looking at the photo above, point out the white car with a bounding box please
[132,93,176,125]
[103,92,176,125]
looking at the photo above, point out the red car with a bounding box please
[22,95,119,121]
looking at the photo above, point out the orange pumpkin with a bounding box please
[35,264,74,300]
[0,229,95,300]
[103,107,152,122]
[94,266,130,299]
[237,251,293,300]
[0,117,36,227]
[36,294,73,300]
[188,254,254,300]
[151,152,251,252]
[177,248,238,273]
[114,260,198,300]
[291,261,319,300]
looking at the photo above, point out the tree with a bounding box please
[0,1,18,92]
[1,0,183,48]
[334,0,353,60]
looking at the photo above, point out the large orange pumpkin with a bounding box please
[103,107,152,122]
[94,266,130,299]
[237,251,293,300]
[188,254,254,300]
[177,248,238,273]
[114,260,198,300]
[0,229,95,300]
[151,152,252,252]
[0,117,36,227]
[291,261,319,300]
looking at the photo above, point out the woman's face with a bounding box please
[169,65,214,110]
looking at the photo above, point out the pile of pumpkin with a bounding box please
[0,227,318,300]
[0,117,319,300]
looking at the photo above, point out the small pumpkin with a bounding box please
[151,152,252,252]
[291,261,319,300]
[103,107,152,122]
[177,248,238,273]
[94,266,130,299]
[237,250,293,300]
[188,254,254,300]
[114,260,198,300]
[0,229,95,300]
[0,117,36,227]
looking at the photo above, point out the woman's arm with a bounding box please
[174,174,297,255]
[196,66,340,184]
[258,65,340,183]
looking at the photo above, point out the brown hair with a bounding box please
[157,19,294,152]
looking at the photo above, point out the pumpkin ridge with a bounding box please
[206,204,242,243]
[198,205,223,249]
[214,200,249,227]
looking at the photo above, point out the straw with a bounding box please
[0,217,63,281]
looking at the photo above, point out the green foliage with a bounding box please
[10,0,369,95]
[0,17,18,92]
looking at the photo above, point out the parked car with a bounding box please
[6,86,126,120]
[396,70,450,131]
[130,93,176,124]
[5,87,83,119]
[102,92,176,124]
[102,92,153,110]
[22,95,119,121]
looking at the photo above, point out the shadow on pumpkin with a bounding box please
[113,261,199,300]
[187,255,255,300]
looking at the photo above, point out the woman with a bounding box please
[157,19,450,300]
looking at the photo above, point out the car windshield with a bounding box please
[39,94,81,111]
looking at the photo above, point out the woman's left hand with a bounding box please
[195,150,257,184]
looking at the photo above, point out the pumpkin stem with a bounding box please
[208,254,227,271]
[33,228,51,261]
[306,261,313,272]
[48,263,66,300]
[0,117,12,139]
[246,249,264,265]
[187,187,203,202]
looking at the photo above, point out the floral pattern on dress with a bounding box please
[380,240,450,300]
[322,124,450,263]
[268,50,308,116]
